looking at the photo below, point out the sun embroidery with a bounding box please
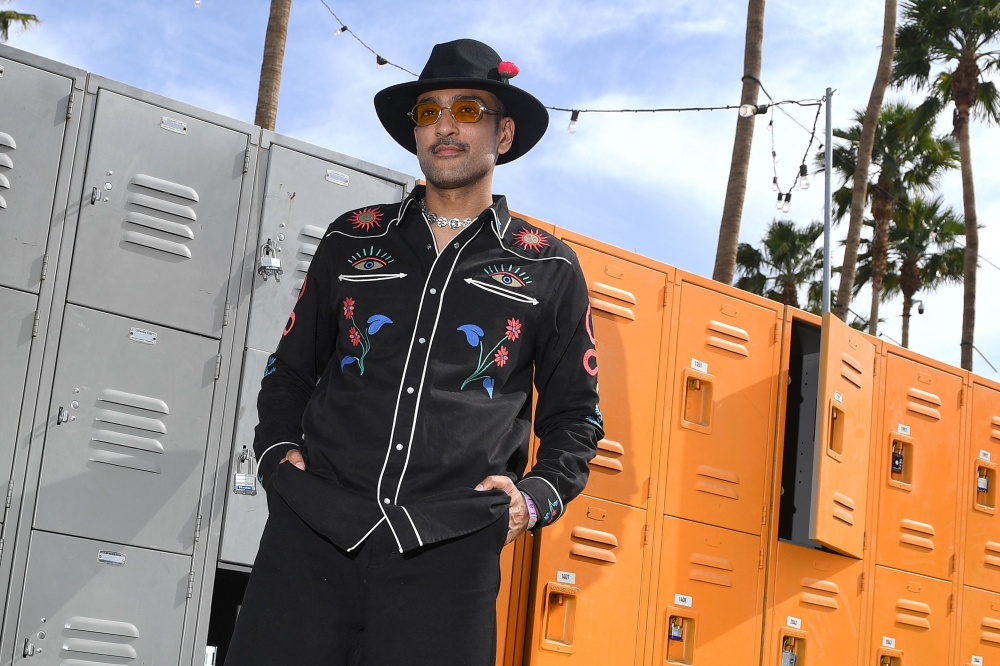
[457,319,523,398]
[348,246,394,271]
[340,297,392,375]
[349,207,384,231]
[512,227,550,252]
[484,264,532,288]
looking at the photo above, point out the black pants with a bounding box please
[226,490,508,666]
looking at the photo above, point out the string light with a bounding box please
[567,110,580,134]
[799,164,811,190]
[334,25,348,35]
[318,0,418,76]
[772,176,779,192]
[376,55,388,71]
[782,192,792,214]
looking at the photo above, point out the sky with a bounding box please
[7,0,1000,377]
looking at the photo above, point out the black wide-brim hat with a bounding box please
[374,39,549,165]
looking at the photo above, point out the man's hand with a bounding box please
[476,475,527,546]
[279,449,306,470]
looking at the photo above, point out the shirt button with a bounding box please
[453,242,460,249]
[429,288,437,295]
[407,387,414,394]
[426,244,432,250]
[383,498,390,504]
[396,444,403,451]
[418,337,426,344]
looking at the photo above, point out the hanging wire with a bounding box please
[318,0,418,76]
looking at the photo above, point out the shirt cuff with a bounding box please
[256,441,300,489]
[516,476,563,530]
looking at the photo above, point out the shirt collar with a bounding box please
[398,184,511,234]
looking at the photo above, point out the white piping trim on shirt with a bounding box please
[256,441,300,478]
[338,273,408,282]
[325,197,416,239]
[400,507,423,547]
[488,209,572,265]
[527,475,562,515]
[394,226,482,504]
[464,278,540,305]
[345,515,385,552]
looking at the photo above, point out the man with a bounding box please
[228,39,602,665]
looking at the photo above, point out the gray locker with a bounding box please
[67,90,249,339]
[34,304,219,555]
[245,144,406,352]
[14,530,189,665]
[219,348,271,566]
[0,286,37,524]
[0,56,74,294]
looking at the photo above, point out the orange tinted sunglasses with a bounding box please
[408,100,503,126]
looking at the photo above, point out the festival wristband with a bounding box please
[522,492,538,530]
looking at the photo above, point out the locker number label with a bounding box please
[971,656,983,666]
[691,358,708,374]
[786,616,802,630]
[98,550,126,567]
[981,450,992,462]
[674,593,693,607]
[881,636,896,649]
[834,391,843,404]
[557,571,576,585]
[897,424,910,436]
[129,327,157,345]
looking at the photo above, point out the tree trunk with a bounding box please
[255,0,292,131]
[901,291,912,348]
[782,277,800,309]
[900,257,919,348]
[713,0,765,285]
[834,0,897,321]
[867,189,894,336]
[956,101,978,370]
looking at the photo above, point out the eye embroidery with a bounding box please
[349,247,394,271]
[484,264,532,288]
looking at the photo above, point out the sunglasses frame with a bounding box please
[408,100,504,126]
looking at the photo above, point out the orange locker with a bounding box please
[963,380,1000,594]
[956,585,1000,666]
[651,516,763,665]
[867,565,954,665]
[874,351,965,581]
[663,272,782,536]
[563,239,668,509]
[527,496,649,666]
[764,543,865,666]
[497,533,532,666]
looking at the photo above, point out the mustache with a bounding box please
[430,138,469,152]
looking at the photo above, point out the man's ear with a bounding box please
[497,117,515,156]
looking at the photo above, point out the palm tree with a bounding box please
[893,0,1000,370]
[853,197,964,347]
[834,0,898,323]
[734,219,823,309]
[820,101,958,336]
[713,0,766,285]
[0,0,39,42]
[255,0,293,131]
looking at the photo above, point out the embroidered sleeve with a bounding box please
[253,229,338,482]
[517,260,603,530]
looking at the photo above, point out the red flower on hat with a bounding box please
[498,61,519,83]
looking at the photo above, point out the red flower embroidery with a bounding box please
[512,228,550,252]
[495,345,509,368]
[349,327,361,346]
[506,318,521,341]
[349,207,383,231]
[282,312,296,336]
[343,297,355,319]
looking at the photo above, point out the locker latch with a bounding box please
[233,446,257,496]
[891,443,904,474]
[56,406,69,425]
[781,637,797,666]
[258,239,283,282]
[979,468,989,494]
[22,638,35,657]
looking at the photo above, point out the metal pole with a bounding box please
[822,87,834,314]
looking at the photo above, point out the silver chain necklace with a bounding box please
[420,198,477,229]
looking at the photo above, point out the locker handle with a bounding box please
[666,613,697,665]
[681,370,713,431]
[541,583,579,653]
[826,402,845,461]
[57,406,69,425]
[90,186,100,205]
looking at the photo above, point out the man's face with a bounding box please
[413,88,515,190]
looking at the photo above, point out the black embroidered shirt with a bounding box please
[253,185,603,553]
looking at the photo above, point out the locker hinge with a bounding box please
[873,356,878,377]
[774,322,780,344]
[193,514,202,543]
[223,300,231,327]
[951,553,957,574]
[761,504,767,525]
[31,310,40,338]
[243,148,251,173]
[960,387,966,407]
[948,593,955,613]
[863,530,867,550]
[758,548,764,569]
[663,289,670,307]
[40,253,50,281]
[186,570,195,599]
[643,524,652,546]
[5,480,12,509]
[214,354,223,380]
[860,571,866,591]
[647,477,653,500]
[67,91,76,119]
[0,539,5,567]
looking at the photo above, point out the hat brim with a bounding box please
[374,78,549,165]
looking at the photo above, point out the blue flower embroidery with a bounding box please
[341,297,392,376]
[458,319,522,398]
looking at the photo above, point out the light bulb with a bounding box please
[772,176,778,192]
[568,110,580,134]
[798,164,810,190]
[194,0,201,5]
[772,150,778,165]
[739,104,757,118]
[376,56,388,71]
[767,120,773,133]
[776,193,784,210]
[335,25,348,36]
[781,193,791,213]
